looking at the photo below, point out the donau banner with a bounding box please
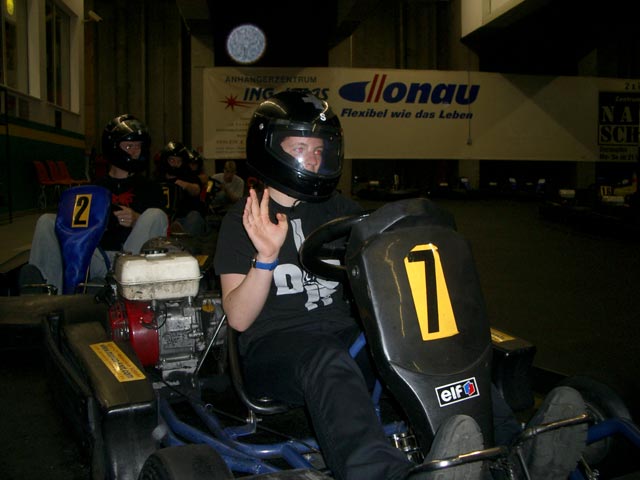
[203,67,639,163]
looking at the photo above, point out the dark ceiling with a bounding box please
[204,0,340,67]
[462,0,640,77]
[178,0,640,77]
[182,0,385,67]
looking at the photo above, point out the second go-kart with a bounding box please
[41,193,640,479]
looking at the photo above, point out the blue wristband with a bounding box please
[251,257,279,271]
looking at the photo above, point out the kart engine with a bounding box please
[107,250,224,386]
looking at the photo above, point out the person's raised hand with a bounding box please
[242,188,287,262]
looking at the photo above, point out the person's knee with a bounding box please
[302,344,355,377]
[141,207,168,223]
[184,210,206,235]
[31,214,59,254]
[187,210,204,222]
[139,208,168,231]
[34,213,57,234]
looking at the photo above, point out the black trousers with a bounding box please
[243,327,413,480]
[242,327,522,480]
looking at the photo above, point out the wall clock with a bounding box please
[226,24,266,65]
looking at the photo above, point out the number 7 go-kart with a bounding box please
[42,196,640,479]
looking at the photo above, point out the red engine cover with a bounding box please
[108,300,160,366]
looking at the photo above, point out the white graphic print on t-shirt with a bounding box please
[273,218,340,311]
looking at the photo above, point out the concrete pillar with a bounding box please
[576,162,596,189]
[459,159,480,189]
[340,158,354,198]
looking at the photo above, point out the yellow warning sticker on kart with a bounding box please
[405,243,459,341]
[71,194,92,228]
[90,342,146,382]
[195,254,209,267]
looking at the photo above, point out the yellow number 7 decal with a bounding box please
[405,243,459,341]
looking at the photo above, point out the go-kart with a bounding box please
[538,180,640,239]
[36,189,640,479]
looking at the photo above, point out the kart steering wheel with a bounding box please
[206,178,223,209]
[299,212,370,282]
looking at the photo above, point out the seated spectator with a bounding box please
[19,114,168,294]
[155,141,206,236]
[210,160,245,214]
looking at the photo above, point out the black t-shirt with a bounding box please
[157,170,205,219]
[97,174,165,251]
[214,192,363,355]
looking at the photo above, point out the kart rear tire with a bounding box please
[559,375,632,467]
[138,445,233,480]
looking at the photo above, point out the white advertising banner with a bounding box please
[203,67,639,163]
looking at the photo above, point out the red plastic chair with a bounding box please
[33,161,61,209]
[55,160,90,185]
[46,160,78,187]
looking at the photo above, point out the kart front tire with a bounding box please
[560,375,632,467]
[138,445,233,480]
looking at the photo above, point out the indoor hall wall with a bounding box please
[329,0,483,190]
[189,33,215,177]
[91,0,183,164]
[1,0,87,217]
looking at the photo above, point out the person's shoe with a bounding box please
[169,220,187,236]
[18,263,50,295]
[520,386,588,480]
[407,414,485,479]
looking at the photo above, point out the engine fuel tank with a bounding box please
[114,251,202,301]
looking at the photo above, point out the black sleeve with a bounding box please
[213,200,253,275]
[142,178,166,211]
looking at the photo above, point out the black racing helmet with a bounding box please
[246,91,343,202]
[101,114,151,173]
[159,141,190,176]
[187,148,204,172]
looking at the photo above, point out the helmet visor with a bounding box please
[266,120,342,179]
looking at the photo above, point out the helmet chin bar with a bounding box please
[110,153,147,174]
[249,162,339,203]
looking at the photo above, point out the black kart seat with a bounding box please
[345,198,495,452]
[226,318,290,415]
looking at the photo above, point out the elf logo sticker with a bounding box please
[436,377,480,407]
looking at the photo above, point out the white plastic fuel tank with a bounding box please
[114,251,202,300]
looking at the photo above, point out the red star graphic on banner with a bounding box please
[221,95,255,111]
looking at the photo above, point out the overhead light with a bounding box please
[84,10,103,23]
[5,0,15,18]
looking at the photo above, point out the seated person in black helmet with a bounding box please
[20,114,168,294]
[186,148,210,203]
[155,141,206,236]
[213,91,587,480]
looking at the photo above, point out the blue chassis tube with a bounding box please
[158,392,408,476]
